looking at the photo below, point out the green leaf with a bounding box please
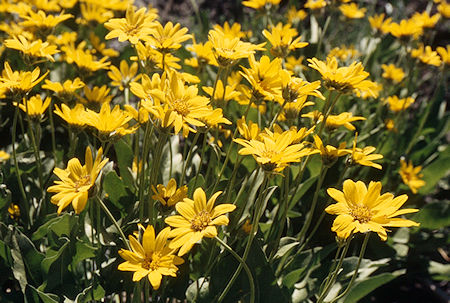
[71,241,97,268]
[103,170,129,210]
[114,138,135,190]
[288,175,318,211]
[412,201,450,230]
[74,284,105,303]
[188,174,204,196]
[41,239,70,275]
[0,239,12,265]
[32,214,77,240]
[27,285,59,303]
[342,270,404,303]
[419,146,450,194]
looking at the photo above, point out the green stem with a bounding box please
[316,15,331,57]
[215,236,255,303]
[96,196,131,251]
[179,131,200,186]
[330,233,370,303]
[48,100,57,165]
[26,116,44,200]
[193,132,208,190]
[138,122,153,220]
[149,131,168,222]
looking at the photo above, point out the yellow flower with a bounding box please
[0,150,10,162]
[235,128,317,172]
[385,119,396,132]
[327,45,360,62]
[77,3,114,25]
[411,11,440,29]
[108,60,140,90]
[411,44,442,66]
[202,80,240,103]
[47,146,108,214]
[237,117,261,140]
[8,203,20,220]
[124,104,150,125]
[284,55,306,75]
[165,188,236,256]
[278,97,314,121]
[62,45,110,74]
[79,85,113,110]
[242,0,281,10]
[42,78,85,100]
[339,3,366,19]
[325,179,419,240]
[368,13,392,34]
[308,57,378,98]
[325,112,366,131]
[213,22,251,40]
[145,21,192,53]
[5,35,59,62]
[399,159,426,194]
[286,6,307,24]
[152,178,188,207]
[14,95,51,121]
[304,0,327,10]
[381,64,405,83]
[53,103,87,130]
[313,135,351,166]
[384,95,415,112]
[20,10,73,34]
[105,6,157,44]
[132,42,181,71]
[47,32,77,47]
[208,28,266,67]
[349,133,383,170]
[280,70,324,103]
[262,22,308,58]
[0,62,48,98]
[386,19,423,40]
[89,33,119,58]
[83,103,137,141]
[240,55,283,102]
[438,1,450,18]
[437,45,450,65]
[185,40,218,67]
[118,225,184,289]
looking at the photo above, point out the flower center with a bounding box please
[142,253,161,271]
[74,174,91,192]
[350,204,372,223]
[171,98,190,116]
[191,210,211,232]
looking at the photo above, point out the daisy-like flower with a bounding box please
[437,45,450,65]
[278,97,314,121]
[325,179,419,240]
[307,57,378,98]
[438,1,450,18]
[399,159,426,194]
[313,135,351,166]
[77,3,114,25]
[368,13,392,34]
[0,62,48,98]
[47,146,108,214]
[89,33,119,58]
[54,103,87,130]
[242,0,281,10]
[79,85,113,110]
[304,0,327,10]
[145,21,192,54]
[19,10,73,34]
[262,22,308,58]
[5,35,59,62]
[349,133,383,170]
[235,128,318,173]
[105,6,157,45]
[381,64,405,83]
[286,6,307,24]
[185,40,218,68]
[83,103,137,141]
[411,44,442,66]
[0,150,10,163]
[165,188,236,256]
[386,19,423,40]
[339,3,366,19]
[327,45,360,62]
[325,112,366,131]
[213,22,251,40]
[285,55,306,75]
[63,47,111,75]
[280,70,324,103]
[42,78,85,100]
[14,95,51,121]
[240,55,283,102]
[411,11,440,29]
[384,95,415,112]
[202,80,240,104]
[237,117,261,140]
[132,42,181,71]
[118,225,184,289]
[108,61,140,91]
[152,178,188,207]
[208,28,266,67]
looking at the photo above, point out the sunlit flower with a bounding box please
[77,3,114,25]
[14,95,51,121]
[381,64,405,83]
[313,135,351,166]
[349,133,383,170]
[89,33,119,58]
[0,62,48,98]
[325,179,419,240]
[384,95,415,112]
[386,19,423,40]
[437,45,450,65]
[105,6,157,44]
[285,55,306,75]
[399,159,426,194]
[262,22,308,58]
[63,46,110,75]
[368,13,392,34]
[325,112,366,131]
[237,117,261,140]
[42,78,85,100]
[308,57,378,98]
[339,3,366,19]
[108,60,140,91]
[118,225,184,289]
[304,0,327,10]
[132,42,181,71]
[5,35,59,62]
[145,21,191,53]
[280,70,324,103]
[411,44,442,66]
[8,203,20,220]
[286,6,307,24]
[0,150,10,162]
[79,85,113,110]
[438,1,450,18]
[20,10,73,34]
[152,178,188,207]
[327,45,360,62]
[48,146,108,214]
[165,188,236,256]
[202,80,240,104]
[242,0,281,10]
[54,103,87,130]
[411,11,440,29]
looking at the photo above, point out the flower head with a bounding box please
[54,103,87,130]
[349,133,383,170]
[118,225,184,289]
[0,150,10,163]
[145,21,191,53]
[313,135,351,166]
[152,178,188,207]
[339,3,366,19]
[43,78,85,101]
[384,95,415,112]
[381,64,405,83]
[411,44,442,66]
[5,35,59,62]
[0,62,48,98]
[47,146,108,214]
[262,22,308,58]
[399,159,426,194]
[325,179,419,240]
[165,188,236,256]
[368,13,392,34]
[14,95,51,121]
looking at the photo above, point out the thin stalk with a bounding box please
[26,116,44,199]
[48,100,57,164]
[148,131,168,222]
[317,92,341,137]
[215,236,255,303]
[269,99,287,129]
[179,131,200,186]
[210,67,223,105]
[193,132,208,190]
[138,122,154,220]
[330,233,370,303]
[96,196,131,251]
[316,15,331,57]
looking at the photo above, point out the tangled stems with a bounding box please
[214,236,255,303]
[217,174,269,303]
[96,196,131,251]
[137,122,154,220]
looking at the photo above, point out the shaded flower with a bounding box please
[326,179,419,240]
[8,203,20,220]
[381,64,405,83]
[14,95,51,121]
[339,3,366,19]
[42,78,85,100]
[108,60,140,90]
[5,35,59,62]
[399,159,426,194]
[262,22,308,58]
[384,95,415,112]
[349,133,383,170]
[0,62,48,98]
[0,150,10,162]
[152,178,188,207]
[313,135,351,166]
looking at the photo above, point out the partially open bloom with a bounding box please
[313,135,351,166]
[54,103,87,130]
[328,45,360,62]
[79,85,113,110]
[304,0,327,10]
[47,146,108,214]
[411,44,442,66]
[165,188,236,256]
[19,10,73,33]
[325,179,419,240]
[237,117,261,140]
[14,95,51,121]
[108,61,140,91]
[5,35,59,62]
[262,22,308,58]
[325,112,366,131]
[384,95,415,112]
[286,6,307,24]
[145,21,191,53]
[0,62,48,97]
[242,0,281,10]
[339,3,366,19]
[438,1,450,18]
[349,133,383,170]
[386,19,423,40]
[368,13,392,34]
[399,159,426,194]
[411,11,440,29]
[105,6,157,44]
[152,178,188,207]
[118,225,184,289]
[437,45,450,65]
[381,64,405,83]
[0,150,10,163]
[43,78,85,100]
[308,57,378,98]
